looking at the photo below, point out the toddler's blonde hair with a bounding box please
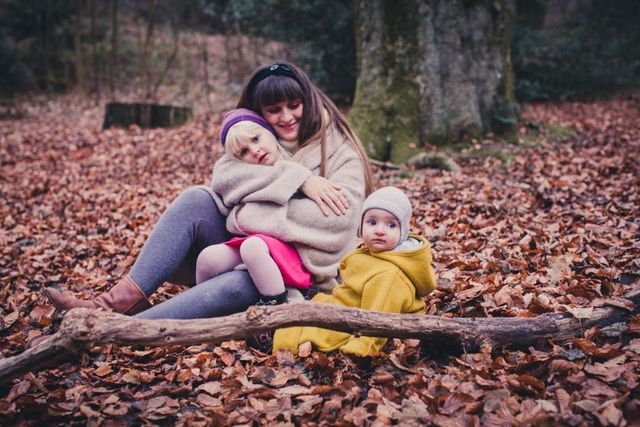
[224,121,290,161]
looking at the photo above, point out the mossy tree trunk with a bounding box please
[349,0,516,164]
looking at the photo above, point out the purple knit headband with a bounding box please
[219,108,277,146]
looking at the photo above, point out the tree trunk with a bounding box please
[349,0,516,164]
[74,0,84,95]
[102,102,193,129]
[516,0,547,29]
[349,0,420,164]
[42,0,52,91]
[140,0,158,95]
[1,282,637,385]
[200,34,214,111]
[223,21,248,84]
[150,14,180,99]
[90,0,100,106]
[108,0,118,97]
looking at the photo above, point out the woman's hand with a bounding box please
[300,175,348,216]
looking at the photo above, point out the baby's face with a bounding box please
[361,208,401,252]
[233,127,280,165]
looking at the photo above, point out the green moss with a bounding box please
[349,96,393,161]
[349,0,424,165]
[407,151,461,172]
[493,0,518,137]
[514,123,576,147]
[447,141,474,152]
[349,55,422,164]
[544,124,576,140]
[480,148,515,165]
[504,131,526,145]
[462,123,484,141]
[398,168,418,179]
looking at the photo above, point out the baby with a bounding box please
[273,186,438,356]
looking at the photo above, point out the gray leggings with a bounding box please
[132,186,260,319]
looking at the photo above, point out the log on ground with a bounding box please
[1,282,637,385]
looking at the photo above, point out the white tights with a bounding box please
[196,237,284,297]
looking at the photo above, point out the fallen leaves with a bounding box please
[1,94,640,424]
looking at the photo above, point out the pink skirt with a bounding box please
[224,234,313,289]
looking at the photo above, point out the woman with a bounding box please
[44,61,374,320]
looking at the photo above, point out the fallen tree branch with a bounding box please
[368,158,404,170]
[1,283,638,385]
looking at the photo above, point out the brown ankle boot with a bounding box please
[45,275,151,315]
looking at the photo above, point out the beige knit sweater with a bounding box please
[208,124,367,293]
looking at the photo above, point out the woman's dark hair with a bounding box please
[237,61,373,195]
[237,61,321,150]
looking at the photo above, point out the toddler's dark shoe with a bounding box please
[255,291,288,306]
[245,330,274,354]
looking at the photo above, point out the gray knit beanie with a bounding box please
[360,186,412,244]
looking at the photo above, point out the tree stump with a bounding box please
[102,102,193,129]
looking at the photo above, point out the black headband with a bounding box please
[246,63,303,103]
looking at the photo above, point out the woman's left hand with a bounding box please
[300,175,348,216]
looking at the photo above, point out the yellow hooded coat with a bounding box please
[273,234,437,356]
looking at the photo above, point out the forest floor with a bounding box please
[1,78,639,426]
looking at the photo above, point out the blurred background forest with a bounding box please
[0,0,638,118]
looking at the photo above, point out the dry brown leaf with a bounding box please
[298,341,312,357]
[103,402,130,416]
[196,393,221,408]
[195,381,221,396]
[440,392,475,415]
[554,388,572,413]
